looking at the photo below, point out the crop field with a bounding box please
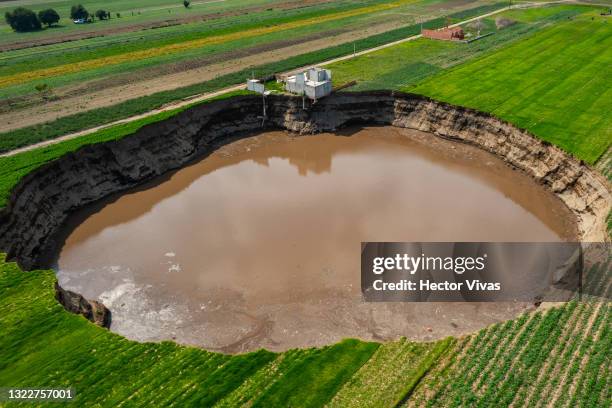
[328,5,612,164]
[0,2,505,152]
[1,255,609,407]
[329,5,588,91]
[410,10,612,164]
[0,2,610,407]
[0,0,419,89]
[0,0,299,46]
[0,0,486,98]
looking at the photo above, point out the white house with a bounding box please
[285,67,332,100]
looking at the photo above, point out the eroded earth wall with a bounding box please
[0,92,609,313]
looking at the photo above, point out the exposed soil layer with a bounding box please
[0,91,609,335]
[54,127,576,352]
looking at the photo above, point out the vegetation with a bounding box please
[0,255,378,407]
[0,2,506,153]
[95,10,111,21]
[0,3,609,406]
[410,11,611,164]
[70,4,89,21]
[406,259,611,407]
[0,255,608,406]
[38,9,60,28]
[4,7,41,32]
[328,5,610,163]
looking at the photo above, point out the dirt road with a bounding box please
[1,1,574,158]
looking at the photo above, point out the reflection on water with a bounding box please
[56,127,576,352]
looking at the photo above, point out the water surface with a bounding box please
[56,127,576,352]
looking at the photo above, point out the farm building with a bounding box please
[246,79,265,94]
[284,67,333,100]
[422,26,464,41]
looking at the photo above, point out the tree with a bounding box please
[38,9,60,27]
[70,4,89,20]
[116,12,121,18]
[5,7,41,32]
[95,9,109,20]
[183,0,191,8]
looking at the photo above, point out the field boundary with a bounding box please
[0,2,534,158]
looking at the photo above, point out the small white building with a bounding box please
[285,67,332,100]
[246,79,265,94]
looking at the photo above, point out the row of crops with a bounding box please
[0,0,417,89]
[1,254,609,407]
[0,255,444,407]
[0,2,507,154]
[407,259,611,408]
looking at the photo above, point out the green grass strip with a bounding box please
[0,255,382,407]
[0,3,505,154]
[0,90,251,209]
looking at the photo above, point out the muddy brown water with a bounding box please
[55,127,577,353]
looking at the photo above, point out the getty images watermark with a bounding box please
[361,242,610,302]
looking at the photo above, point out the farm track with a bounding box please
[0,0,421,88]
[0,3,518,157]
[0,27,351,113]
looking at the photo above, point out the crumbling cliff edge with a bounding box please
[0,91,609,325]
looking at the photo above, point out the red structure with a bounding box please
[421,26,464,41]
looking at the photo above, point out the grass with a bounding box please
[409,11,612,164]
[327,5,611,163]
[0,0,416,88]
[1,255,608,406]
[0,90,252,209]
[0,3,413,100]
[0,2,506,154]
[0,0,289,44]
[327,4,579,90]
[0,0,502,105]
[0,255,389,407]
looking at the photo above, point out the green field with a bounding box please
[329,6,588,90]
[328,5,611,163]
[1,0,474,96]
[410,12,612,164]
[0,0,286,45]
[0,2,505,153]
[1,255,608,407]
[0,3,610,406]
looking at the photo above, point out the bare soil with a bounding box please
[0,27,349,114]
[0,20,409,132]
[55,127,576,352]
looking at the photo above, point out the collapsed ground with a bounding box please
[1,257,609,406]
[0,2,610,407]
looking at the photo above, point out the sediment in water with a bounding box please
[0,91,609,329]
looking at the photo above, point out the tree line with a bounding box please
[4,4,113,32]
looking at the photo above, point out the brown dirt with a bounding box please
[55,127,572,352]
[0,27,349,114]
[0,19,409,133]
[0,0,336,52]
